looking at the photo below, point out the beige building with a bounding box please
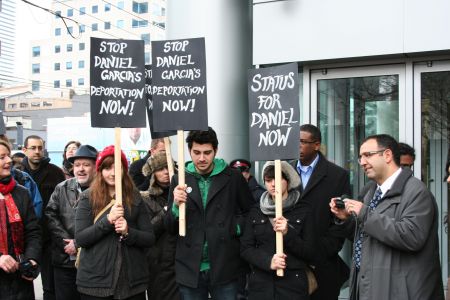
[29,0,165,99]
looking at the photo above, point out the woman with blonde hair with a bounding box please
[75,145,154,300]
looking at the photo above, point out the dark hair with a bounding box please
[63,140,81,160]
[300,124,322,143]
[362,134,400,166]
[186,127,218,150]
[263,165,288,182]
[399,142,415,159]
[445,149,450,182]
[24,135,43,148]
[12,152,25,159]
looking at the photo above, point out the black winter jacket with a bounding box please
[45,178,81,267]
[75,189,154,289]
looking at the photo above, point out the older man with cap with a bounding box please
[230,159,265,204]
[45,145,98,300]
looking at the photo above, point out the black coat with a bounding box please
[75,189,155,289]
[290,152,351,300]
[129,153,151,191]
[45,178,80,268]
[240,199,315,300]
[22,157,66,244]
[141,184,180,300]
[0,185,42,284]
[165,166,252,288]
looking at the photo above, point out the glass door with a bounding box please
[414,61,450,288]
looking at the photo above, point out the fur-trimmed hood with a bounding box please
[261,160,301,190]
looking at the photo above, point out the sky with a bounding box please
[15,0,52,80]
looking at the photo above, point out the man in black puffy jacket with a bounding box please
[45,145,98,300]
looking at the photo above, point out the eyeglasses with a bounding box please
[357,149,386,164]
[300,139,317,145]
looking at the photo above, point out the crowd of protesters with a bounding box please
[0,126,448,300]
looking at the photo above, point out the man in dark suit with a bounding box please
[290,124,351,300]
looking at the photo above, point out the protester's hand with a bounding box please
[115,216,128,235]
[273,216,288,235]
[63,239,77,256]
[21,260,38,281]
[173,184,187,207]
[330,197,351,220]
[270,253,287,270]
[344,199,364,217]
[0,254,19,273]
[108,203,124,224]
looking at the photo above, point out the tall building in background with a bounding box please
[0,0,16,88]
[29,0,166,98]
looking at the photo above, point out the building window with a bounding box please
[54,80,60,88]
[55,28,61,36]
[66,79,72,87]
[105,3,111,12]
[67,27,73,35]
[80,7,86,15]
[78,78,85,86]
[54,63,60,71]
[152,4,165,16]
[55,10,61,18]
[67,44,73,52]
[20,103,28,108]
[32,46,40,57]
[32,64,40,74]
[80,25,85,33]
[92,5,98,13]
[8,104,17,109]
[31,102,40,107]
[79,43,85,51]
[132,1,148,14]
[104,22,111,30]
[43,101,52,107]
[141,33,150,45]
[92,23,98,31]
[55,45,61,53]
[145,52,150,64]
[66,62,72,70]
[78,60,85,68]
[117,20,124,28]
[67,9,73,17]
[132,19,148,28]
[117,1,124,9]
[32,81,40,92]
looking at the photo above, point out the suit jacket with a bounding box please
[290,152,351,300]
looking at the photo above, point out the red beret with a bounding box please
[96,145,128,172]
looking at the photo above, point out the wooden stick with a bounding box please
[164,137,174,180]
[275,159,284,277]
[177,130,186,236]
[114,127,122,206]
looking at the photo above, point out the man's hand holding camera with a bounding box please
[0,254,38,280]
[330,197,363,220]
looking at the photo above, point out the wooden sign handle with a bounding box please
[164,137,174,180]
[114,127,122,206]
[177,130,186,236]
[275,159,284,277]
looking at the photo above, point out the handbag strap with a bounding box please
[94,199,115,223]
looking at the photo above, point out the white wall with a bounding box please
[253,0,450,65]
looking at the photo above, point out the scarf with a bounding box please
[0,177,23,257]
[260,189,300,216]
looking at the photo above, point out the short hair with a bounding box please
[263,165,288,182]
[399,142,415,160]
[186,127,218,150]
[24,135,44,148]
[300,124,322,143]
[150,138,164,150]
[362,134,400,166]
[12,152,25,159]
[0,140,11,153]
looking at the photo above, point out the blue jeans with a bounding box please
[179,270,238,300]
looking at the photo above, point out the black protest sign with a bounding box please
[90,37,146,128]
[145,65,176,138]
[248,63,300,161]
[151,38,208,131]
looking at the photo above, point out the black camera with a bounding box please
[334,197,346,210]
[19,260,39,279]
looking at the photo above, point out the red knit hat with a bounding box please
[96,145,128,172]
